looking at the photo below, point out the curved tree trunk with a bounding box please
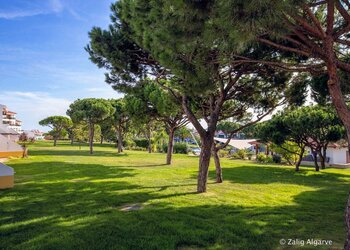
[166,128,175,165]
[88,122,94,155]
[295,146,305,172]
[345,192,350,250]
[318,149,325,170]
[212,145,223,183]
[197,134,214,193]
[53,138,57,147]
[325,40,350,163]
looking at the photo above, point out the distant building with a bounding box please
[302,141,350,167]
[24,130,45,140]
[0,104,22,133]
[0,104,23,158]
[0,124,22,158]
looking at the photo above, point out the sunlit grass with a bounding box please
[0,141,349,249]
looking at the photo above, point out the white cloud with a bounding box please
[0,0,64,20]
[50,0,64,13]
[0,9,44,19]
[0,91,71,131]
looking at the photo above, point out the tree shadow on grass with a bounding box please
[1,186,347,249]
[1,161,349,249]
[210,165,350,187]
[30,149,129,158]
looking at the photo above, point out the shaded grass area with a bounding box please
[0,141,349,249]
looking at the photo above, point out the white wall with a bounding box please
[0,134,22,152]
[327,147,348,164]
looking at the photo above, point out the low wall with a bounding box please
[301,161,350,169]
[0,175,14,189]
[0,151,22,158]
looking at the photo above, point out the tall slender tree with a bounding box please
[110,99,129,153]
[86,1,294,192]
[134,80,188,164]
[220,0,350,154]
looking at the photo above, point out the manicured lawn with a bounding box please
[1,141,349,249]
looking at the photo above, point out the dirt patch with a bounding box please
[119,204,143,211]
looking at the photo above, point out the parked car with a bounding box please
[191,147,201,155]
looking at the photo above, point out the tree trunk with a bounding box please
[53,138,57,146]
[212,145,223,183]
[319,148,326,169]
[322,146,327,169]
[197,135,214,193]
[345,192,350,250]
[100,136,104,144]
[166,128,175,165]
[295,146,305,172]
[325,38,350,163]
[88,122,94,155]
[22,146,28,158]
[312,151,319,171]
[266,144,269,155]
[148,140,152,153]
[70,136,74,145]
[117,129,123,153]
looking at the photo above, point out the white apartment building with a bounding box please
[0,104,22,133]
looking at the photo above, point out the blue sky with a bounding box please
[0,0,122,131]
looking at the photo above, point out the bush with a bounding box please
[218,150,230,158]
[247,152,254,160]
[272,154,282,164]
[237,149,247,159]
[162,144,168,153]
[266,155,273,163]
[173,142,189,154]
[133,139,149,149]
[231,152,240,159]
[124,139,136,148]
[257,153,274,163]
[256,153,267,163]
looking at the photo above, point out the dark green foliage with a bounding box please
[39,116,72,145]
[258,105,345,169]
[133,139,149,149]
[309,73,350,105]
[163,142,189,154]
[67,98,115,124]
[173,142,189,154]
[272,154,282,164]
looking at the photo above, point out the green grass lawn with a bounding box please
[1,141,349,250]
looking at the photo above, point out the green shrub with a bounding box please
[266,155,273,163]
[257,153,267,163]
[134,139,149,149]
[218,150,230,158]
[231,152,240,159]
[124,139,136,148]
[237,149,247,159]
[173,142,189,154]
[247,152,254,160]
[272,154,282,164]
